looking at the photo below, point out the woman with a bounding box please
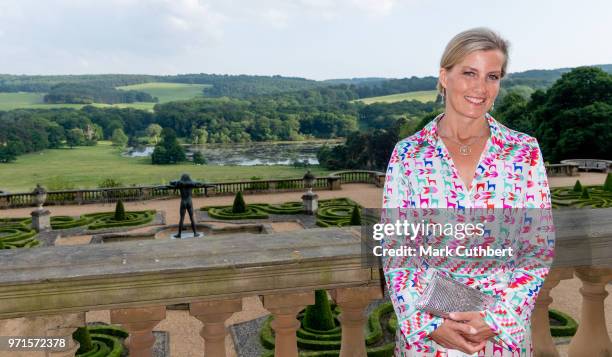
[381,28,555,356]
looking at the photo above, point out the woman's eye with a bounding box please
[463,71,475,77]
[488,74,500,80]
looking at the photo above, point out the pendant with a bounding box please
[459,145,471,156]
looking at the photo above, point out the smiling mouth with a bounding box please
[465,96,486,105]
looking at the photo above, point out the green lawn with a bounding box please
[0,92,157,111]
[0,83,211,111]
[116,82,211,103]
[0,141,332,192]
[355,90,438,104]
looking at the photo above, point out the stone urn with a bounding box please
[32,184,47,210]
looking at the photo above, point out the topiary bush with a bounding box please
[573,180,583,192]
[350,205,361,226]
[73,327,93,354]
[114,200,126,221]
[604,173,612,192]
[232,191,247,213]
[580,187,591,199]
[303,290,336,332]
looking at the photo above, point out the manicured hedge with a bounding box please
[74,324,128,357]
[549,309,578,337]
[260,295,396,356]
[551,184,612,208]
[51,216,93,229]
[84,210,155,230]
[207,206,269,220]
[0,226,39,249]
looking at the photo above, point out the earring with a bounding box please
[441,88,446,105]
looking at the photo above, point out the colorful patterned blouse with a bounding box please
[381,113,555,356]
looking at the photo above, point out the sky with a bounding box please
[0,0,610,80]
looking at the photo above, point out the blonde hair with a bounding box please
[437,27,510,94]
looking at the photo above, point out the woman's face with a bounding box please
[439,49,504,121]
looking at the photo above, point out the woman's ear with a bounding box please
[439,68,448,90]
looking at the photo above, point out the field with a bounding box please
[355,90,438,104]
[0,82,211,111]
[0,141,332,192]
[116,82,210,103]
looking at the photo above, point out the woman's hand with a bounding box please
[429,318,486,354]
[449,312,497,344]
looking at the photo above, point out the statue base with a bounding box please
[302,191,319,215]
[172,232,204,239]
[31,209,51,232]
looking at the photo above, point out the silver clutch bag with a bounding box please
[415,270,495,318]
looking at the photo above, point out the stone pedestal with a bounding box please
[31,209,51,232]
[327,176,341,190]
[302,191,318,215]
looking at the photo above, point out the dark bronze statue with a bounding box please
[168,173,206,238]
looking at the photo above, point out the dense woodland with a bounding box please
[0,65,610,166]
[44,83,157,104]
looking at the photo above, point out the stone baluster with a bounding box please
[0,312,85,357]
[260,291,314,357]
[190,298,242,356]
[46,312,86,357]
[568,267,612,357]
[110,305,166,357]
[332,286,383,357]
[532,267,573,357]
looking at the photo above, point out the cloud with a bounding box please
[351,0,398,16]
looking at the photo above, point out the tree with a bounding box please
[531,67,612,162]
[146,123,162,144]
[191,128,208,145]
[65,128,85,148]
[151,128,186,164]
[192,151,207,164]
[573,180,583,192]
[0,142,19,163]
[111,128,128,147]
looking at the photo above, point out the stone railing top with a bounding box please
[0,227,374,319]
[0,227,363,285]
[0,209,611,319]
[561,159,612,164]
[329,170,384,176]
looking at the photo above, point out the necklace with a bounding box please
[439,134,487,156]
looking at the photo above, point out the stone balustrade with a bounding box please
[0,209,610,356]
[0,170,386,209]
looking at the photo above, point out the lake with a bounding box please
[123,140,343,166]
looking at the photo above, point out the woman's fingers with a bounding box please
[446,319,477,335]
[456,339,487,354]
[449,311,481,322]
